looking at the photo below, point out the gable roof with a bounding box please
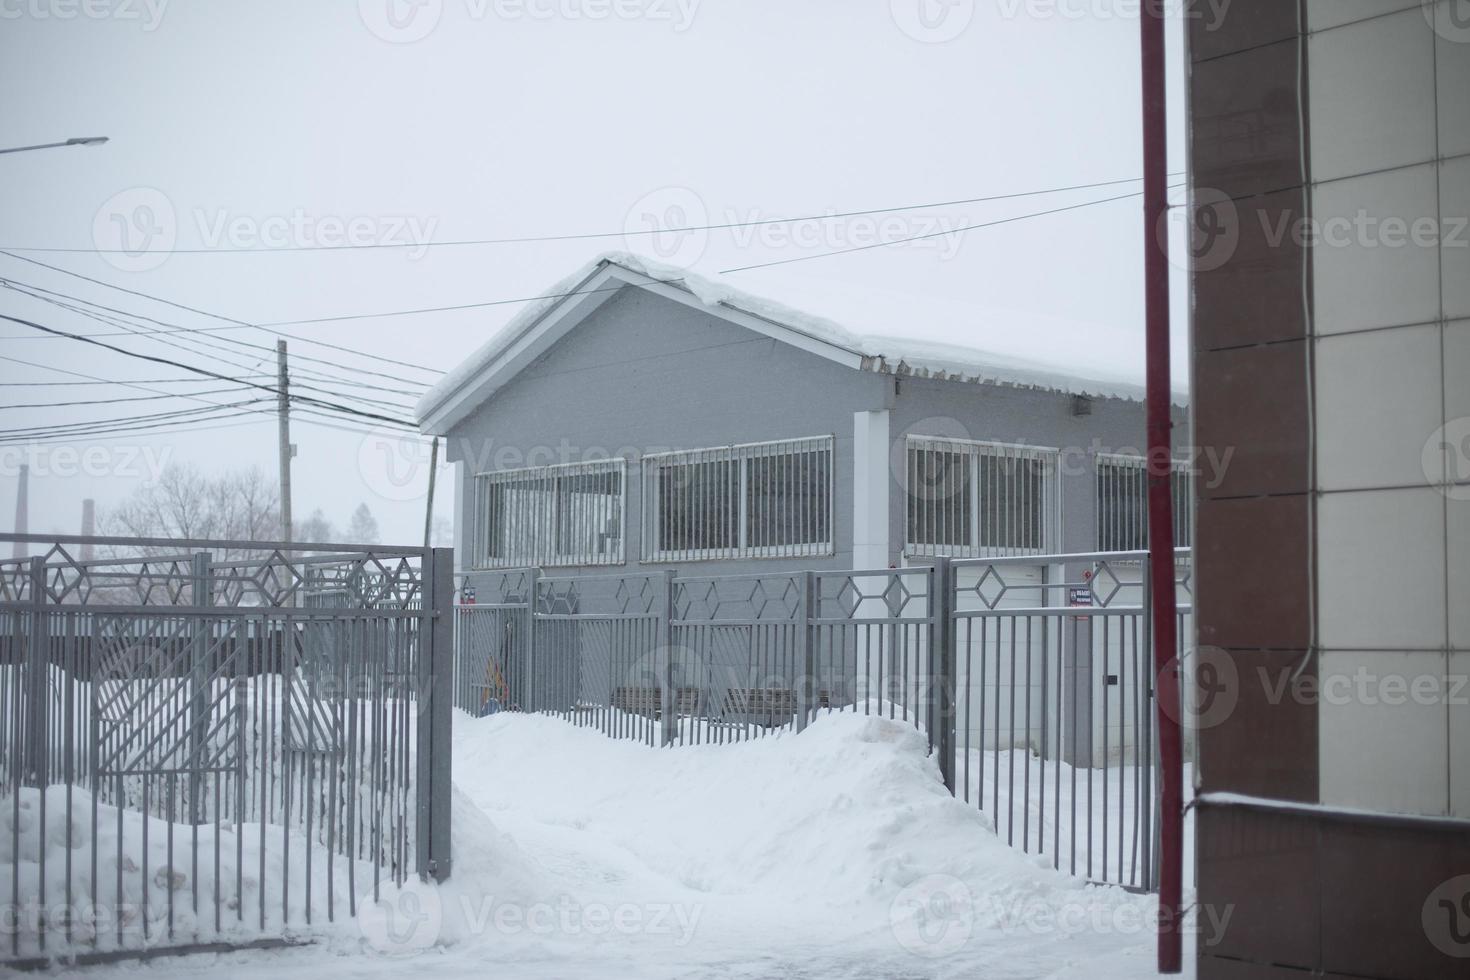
[416,251,1184,434]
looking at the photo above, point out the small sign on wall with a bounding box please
[1068,587,1093,607]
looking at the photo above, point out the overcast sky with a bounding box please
[0,0,1191,547]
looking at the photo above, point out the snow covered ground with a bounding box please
[39,707,1204,979]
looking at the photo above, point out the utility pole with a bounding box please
[423,436,439,547]
[276,340,294,543]
[11,463,27,558]
[80,498,95,561]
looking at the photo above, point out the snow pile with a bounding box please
[0,785,376,957]
[422,706,1185,977]
[416,251,1185,426]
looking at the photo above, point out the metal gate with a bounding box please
[454,551,1190,893]
[0,535,454,968]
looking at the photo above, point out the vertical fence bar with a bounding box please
[417,548,454,882]
[22,557,46,789]
[932,559,956,794]
[795,570,815,733]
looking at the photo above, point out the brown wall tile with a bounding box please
[1195,495,1311,650]
[1193,189,1310,352]
[1197,803,1320,970]
[1191,39,1304,201]
[1190,0,1300,64]
[1197,649,1318,801]
[1319,821,1468,979]
[1194,341,1310,498]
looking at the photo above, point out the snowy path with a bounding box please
[47,710,1196,979]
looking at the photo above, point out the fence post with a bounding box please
[659,570,677,747]
[188,552,212,823]
[415,548,454,883]
[524,567,540,714]
[22,556,47,788]
[932,558,957,794]
[795,570,816,733]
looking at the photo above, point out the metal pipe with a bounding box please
[1140,2,1183,972]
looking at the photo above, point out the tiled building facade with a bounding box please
[1190,1,1470,977]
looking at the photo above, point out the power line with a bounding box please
[0,399,272,439]
[0,278,435,389]
[2,284,426,412]
[0,387,242,409]
[0,354,271,386]
[0,251,445,377]
[0,402,431,446]
[719,189,1156,274]
[0,174,1181,255]
[0,312,419,430]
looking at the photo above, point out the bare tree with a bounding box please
[102,464,282,561]
[294,508,336,545]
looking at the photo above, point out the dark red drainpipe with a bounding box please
[1140,1,1183,973]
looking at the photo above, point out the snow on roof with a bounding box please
[416,250,1186,427]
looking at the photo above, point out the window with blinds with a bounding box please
[470,459,625,568]
[1095,454,1194,551]
[642,436,833,561]
[905,437,1059,558]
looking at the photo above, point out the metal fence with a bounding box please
[455,549,1190,891]
[949,550,1191,891]
[456,564,947,757]
[0,535,454,968]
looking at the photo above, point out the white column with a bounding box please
[852,410,891,570]
[451,459,465,576]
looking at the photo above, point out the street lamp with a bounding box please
[0,136,110,155]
